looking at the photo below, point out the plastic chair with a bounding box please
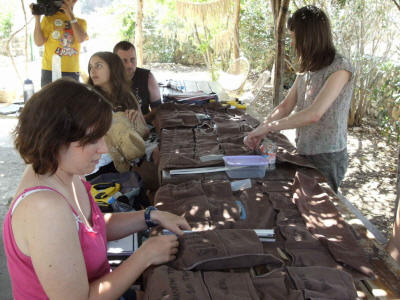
[217,57,250,100]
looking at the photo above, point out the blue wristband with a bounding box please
[144,206,158,228]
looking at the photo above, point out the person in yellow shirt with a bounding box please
[30,0,88,87]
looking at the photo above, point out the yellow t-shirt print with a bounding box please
[40,12,87,72]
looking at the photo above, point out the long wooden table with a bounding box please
[148,101,400,299]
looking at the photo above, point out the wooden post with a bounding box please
[135,0,144,67]
[272,0,290,107]
[396,148,400,217]
[232,0,240,61]
[387,148,400,263]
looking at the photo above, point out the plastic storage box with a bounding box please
[223,155,268,178]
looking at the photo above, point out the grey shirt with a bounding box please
[295,54,354,155]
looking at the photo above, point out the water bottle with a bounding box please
[266,142,277,170]
[52,54,62,82]
[259,139,277,170]
[23,79,34,103]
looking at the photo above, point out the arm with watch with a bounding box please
[92,207,190,297]
[61,0,88,43]
[103,206,191,241]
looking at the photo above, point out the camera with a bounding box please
[32,0,63,16]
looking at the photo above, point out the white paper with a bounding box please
[107,234,136,255]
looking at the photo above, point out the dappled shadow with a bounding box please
[341,125,398,240]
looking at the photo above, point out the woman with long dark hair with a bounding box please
[88,51,149,138]
[245,5,354,193]
[86,52,160,182]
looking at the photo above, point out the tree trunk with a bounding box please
[21,0,28,75]
[270,0,279,25]
[396,148,400,221]
[194,24,211,71]
[272,0,290,107]
[387,148,400,264]
[232,0,240,61]
[354,86,365,126]
[135,0,144,67]
[348,76,358,126]
[7,21,33,85]
[391,0,400,11]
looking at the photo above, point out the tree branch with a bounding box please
[391,0,400,11]
[7,17,33,86]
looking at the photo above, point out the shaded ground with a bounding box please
[342,125,398,239]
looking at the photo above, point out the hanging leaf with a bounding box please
[176,0,231,24]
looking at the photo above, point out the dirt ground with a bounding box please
[0,64,398,299]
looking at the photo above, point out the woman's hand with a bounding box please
[151,210,191,236]
[244,125,270,150]
[140,235,179,265]
[125,109,139,123]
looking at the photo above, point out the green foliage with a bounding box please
[120,8,202,65]
[326,0,399,141]
[372,61,400,143]
[0,11,12,39]
[240,0,274,72]
[115,0,400,144]
[121,10,136,40]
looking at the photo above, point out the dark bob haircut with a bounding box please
[14,78,113,175]
[287,5,336,73]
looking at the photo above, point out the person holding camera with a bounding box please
[30,0,88,87]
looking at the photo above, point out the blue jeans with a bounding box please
[41,69,80,87]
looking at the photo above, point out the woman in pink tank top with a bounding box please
[3,79,190,300]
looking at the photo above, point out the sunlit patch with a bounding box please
[356,291,366,298]
[320,212,336,218]
[366,230,376,240]
[228,115,242,121]
[326,236,343,242]
[98,281,112,293]
[223,209,232,219]
[372,288,387,297]
[322,218,338,227]
[192,223,215,231]
[190,206,199,216]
